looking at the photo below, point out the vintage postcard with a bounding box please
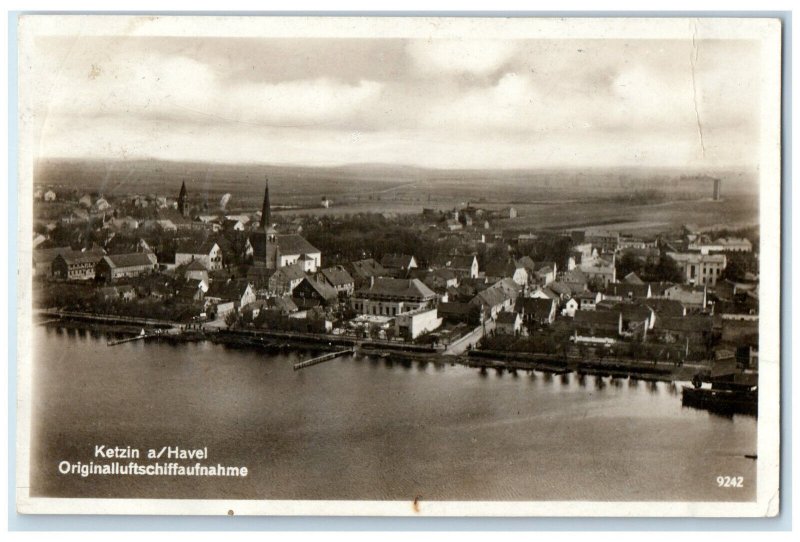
[15,15,782,517]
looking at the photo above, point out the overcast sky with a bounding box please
[29,35,762,170]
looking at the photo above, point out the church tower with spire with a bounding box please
[261,177,279,269]
[177,181,189,217]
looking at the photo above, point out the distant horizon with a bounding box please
[34,155,760,176]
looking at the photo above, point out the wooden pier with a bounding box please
[107,332,153,346]
[293,348,355,371]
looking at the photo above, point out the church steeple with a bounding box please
[178,181,188,217]
[260,177,271,229]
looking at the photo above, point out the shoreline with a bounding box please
[39,316,707,382]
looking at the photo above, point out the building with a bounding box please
[572,310,622,344]
[247,179,321,272]
[715,237,753,252]
[618,235,657,250]
[44,190,56,202]
[205,279,256,312]
[469,280,518,320]
[418,268,459,293]
[51,248,106,281]
[578,254,616,287]
[395,308,443,340]
[559,268,589,293]
[347,258,386,290]
[183,259,209,283]
[446,254,479,279]
[175,240,224,271]
[177,181,189,217]
[515,297,557,326]
[96,285,138,303]
[292,277,339,307]
[317,266,356,297]
[654,315,714,350]
[95,252,158,282]
[574,291,602,311]
[352,278,437,317]
[584,229,619,252]
[33,246,72,277]
[562,297,579,318]
[248,262,307,296]
[667,251,726,286]
[495,311,522,335]
[175,279,207,303]
[661,284,707,310]
[533,262,557,286]
[380,253,418,276]
[484,260,528,287]
[605,282,651,301]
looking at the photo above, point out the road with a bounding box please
[444,320,494,356]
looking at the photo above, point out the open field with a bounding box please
[34,158,759,231]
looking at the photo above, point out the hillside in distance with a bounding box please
[33,158,759,209]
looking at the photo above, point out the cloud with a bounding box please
[44,49,384,128]
[406,39,519,76]
[29,35,762,169]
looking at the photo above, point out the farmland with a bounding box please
[33,158,759,232]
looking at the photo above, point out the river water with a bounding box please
[30,326,757,502]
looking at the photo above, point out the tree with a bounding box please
[617,252,643,279]
[224,310,239,329]
[644,254,682,283]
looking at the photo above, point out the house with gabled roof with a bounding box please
[379,253,418,277]
[175,239,223,271]
[661,284,707,310]
[572,310,622,344]
[33,246,73,277]
[292,277,339,308]
[578,254,616,288]
[52,248,107,281]
[205,278,256,311]
[515,297,557,326]
[416,268,459,292]
[574,291,602,311]
[653,314,714,348]
[247,262,307,296]
[317,265,356,297]
[623,271,645,284]
[347,258,387,289]
[495,311,522,335]
[470,280,517,320]
[484,259,527,286]
[447,254,479,279]
[559,268,589,294]
[95,252,158,283]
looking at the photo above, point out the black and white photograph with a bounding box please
[14,15,782,517]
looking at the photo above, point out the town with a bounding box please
[32,176,760,393]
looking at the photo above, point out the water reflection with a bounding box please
[667,383,679,396]
[33,328,758,502]
[594,375,606,390]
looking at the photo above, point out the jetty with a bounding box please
[293,348,355,371]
